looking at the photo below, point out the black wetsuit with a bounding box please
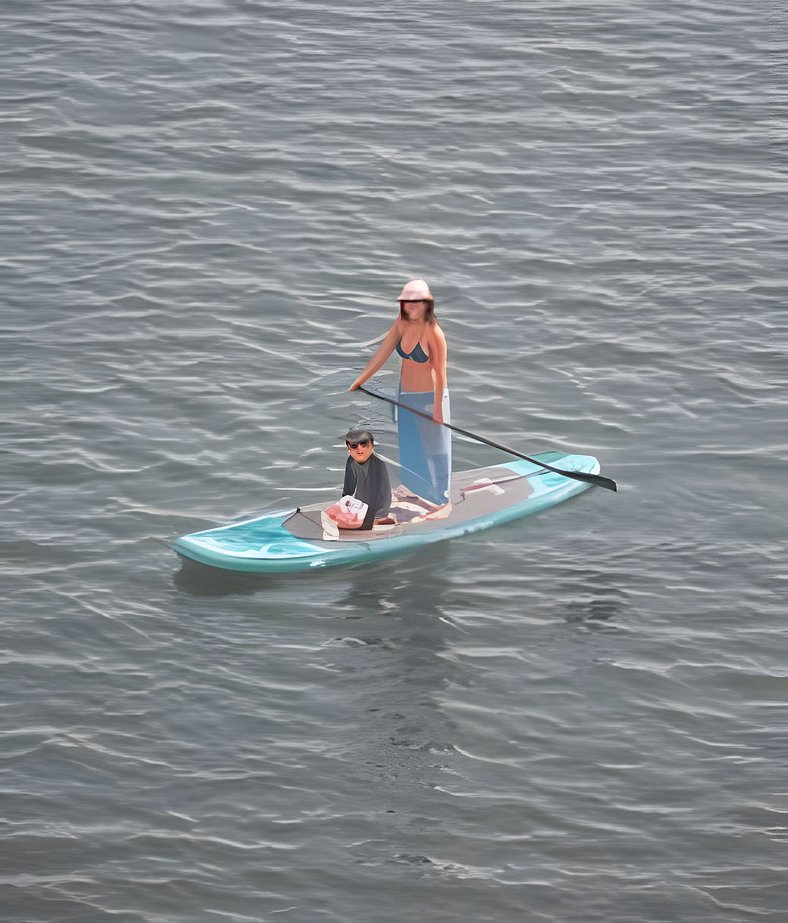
[342,454,391,530]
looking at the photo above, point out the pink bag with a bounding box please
[325,496,368,527]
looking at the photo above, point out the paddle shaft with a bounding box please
[357,386,617,492]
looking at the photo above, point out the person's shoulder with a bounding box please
[371,455,390,487]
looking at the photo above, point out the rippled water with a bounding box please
[3,1,785,921]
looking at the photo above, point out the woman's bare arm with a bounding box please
[428,324,448,421]
[349,321,401,390]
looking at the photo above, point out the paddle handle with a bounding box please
[357,386,617,492]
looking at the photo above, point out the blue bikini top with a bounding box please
[396,338,429,363]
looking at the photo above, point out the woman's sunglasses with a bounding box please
[346,439,370,449]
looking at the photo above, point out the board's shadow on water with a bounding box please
[171,541,455,601]
[170,555,379,598]
[173,556,285,597]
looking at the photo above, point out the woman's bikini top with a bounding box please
[396,338,429,363]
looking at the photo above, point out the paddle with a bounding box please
[357,385,617,492]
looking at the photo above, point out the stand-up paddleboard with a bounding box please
[171,451,600,575]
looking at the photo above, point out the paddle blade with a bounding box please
[567,470,618,492]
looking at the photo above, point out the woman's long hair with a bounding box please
[399,299,436,324]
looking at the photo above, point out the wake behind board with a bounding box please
[171,451,599,575]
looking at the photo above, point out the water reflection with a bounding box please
[326,547,461,759]
[555,566,632,631]
[318,546,477,872]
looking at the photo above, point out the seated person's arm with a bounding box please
[360,457,391,530]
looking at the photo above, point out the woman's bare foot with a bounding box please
[424,502,452,520]
[393,484,445,511]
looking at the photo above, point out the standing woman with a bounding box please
[349,279,451,514]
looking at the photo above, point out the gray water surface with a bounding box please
[2,1,786,921]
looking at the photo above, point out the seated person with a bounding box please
[323,429,392,531]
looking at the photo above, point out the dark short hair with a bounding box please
[345,428,374,444]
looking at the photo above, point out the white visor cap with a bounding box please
[397,279,433,302]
